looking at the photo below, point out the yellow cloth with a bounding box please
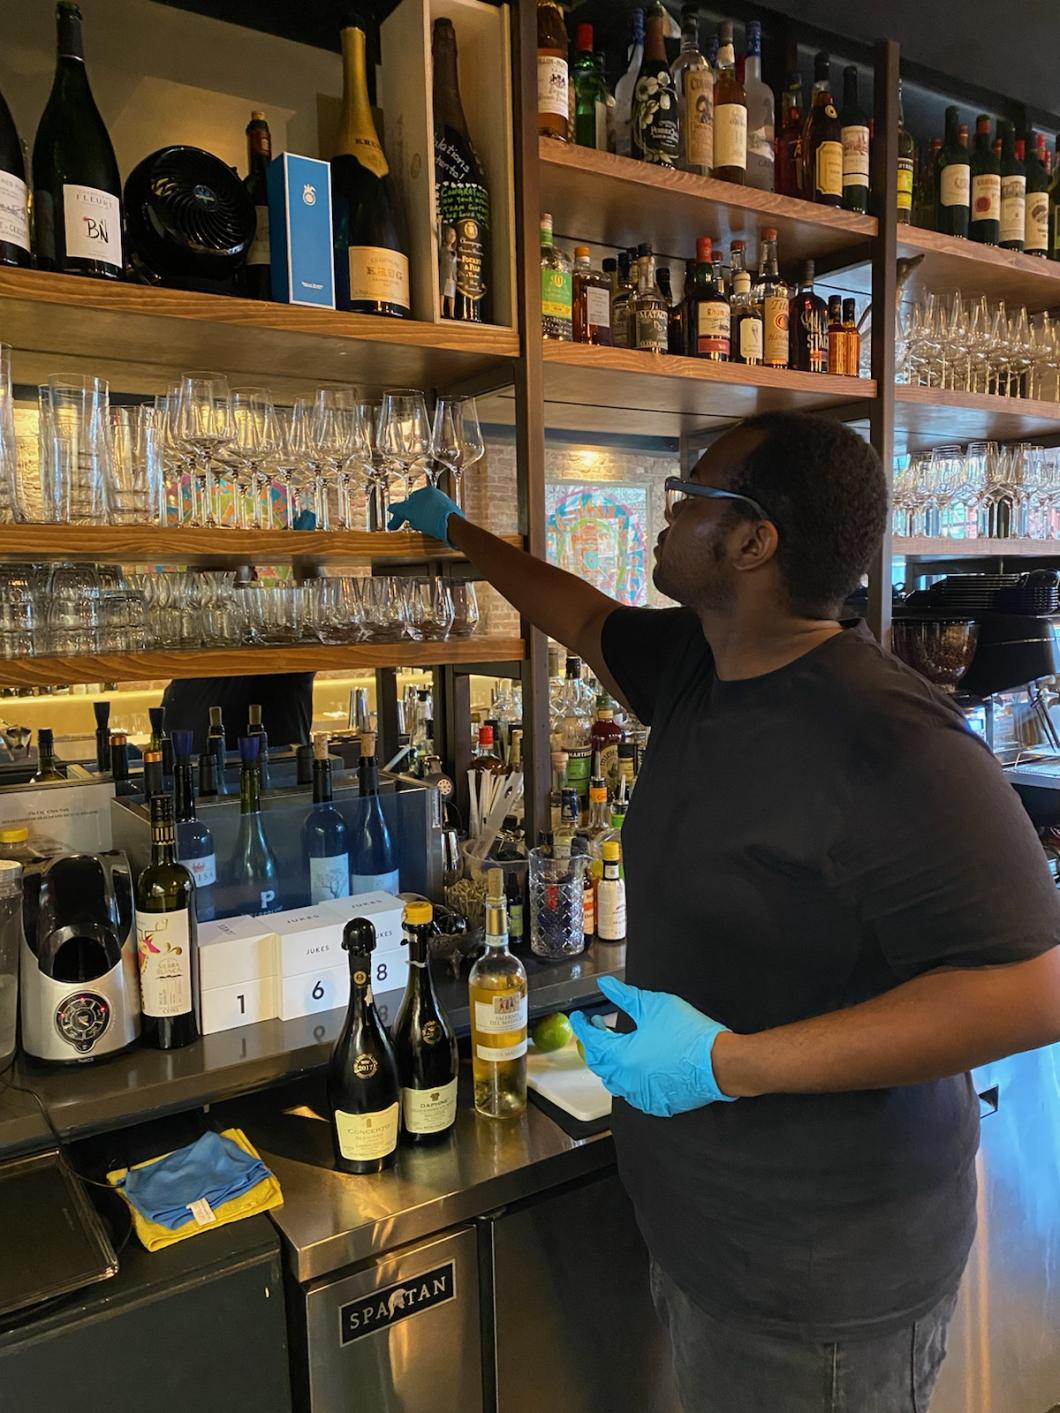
[107,1127,283,1253]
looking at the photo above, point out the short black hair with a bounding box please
[722,412,887,617]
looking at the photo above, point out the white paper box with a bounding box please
[277,946,409,1022]
[199,975,279,1035]
[272,904,349,979]
[197,917,279,991]
[321,891,405,954]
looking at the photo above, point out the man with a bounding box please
[161,672,314,755]
[389,412,1060,1412]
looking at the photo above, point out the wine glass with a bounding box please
[272,405,308,530]
[378,388,432,504]
[354,399,388,530]
[229,388,278,529]
[176,373,233,527]
[312,388,363,531]
[431,395,484,510]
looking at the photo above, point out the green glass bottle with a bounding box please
[136,794,198,1051]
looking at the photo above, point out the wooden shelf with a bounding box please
[896,537,1060,559]
[0,268,519,399]
[539,140,878,266]
[898,226,1060,313]
[0,639,527,689]
[0,525,523,567]
[893,385,1060,448]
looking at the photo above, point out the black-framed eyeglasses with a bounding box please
[664,477,771,522]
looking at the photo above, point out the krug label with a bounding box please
[63,184,122,266]
[348,245,410,307]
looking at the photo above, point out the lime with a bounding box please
[532,1012,573,1053]
[576,1037,586,1062]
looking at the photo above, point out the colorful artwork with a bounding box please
[545,483,649,606]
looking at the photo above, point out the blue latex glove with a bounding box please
[570,975,736,1118]
[386,485,465,544]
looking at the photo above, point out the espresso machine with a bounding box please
[19,852,140,1063]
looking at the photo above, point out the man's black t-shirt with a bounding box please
[602,609,1060,1340]
[161,673,315,755]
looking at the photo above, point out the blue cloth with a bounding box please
[386,485,464,544]
[118,1131,272,1231]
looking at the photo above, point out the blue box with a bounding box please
[267,153,335,309]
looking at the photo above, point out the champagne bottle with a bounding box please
[32,2,122,279]
[433,18,490,323]
[393,901,458,1145]
[632,1,679,167]
[136,794,199,1051]
[0,84,31,268]
[207,704,229,796]
[93,699,110,773]
[328,917,401,1174]
[230,734,281,915]
[351,730,400,894]
[172,729,217,924]
[242,111,272,300]
[304,733,350,904]
[32,728,62,783]
[331,21,411,318]
[469,867,527,1118]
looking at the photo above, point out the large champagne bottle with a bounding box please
[432,18,490,323]
[328,917,401,1174]
[32,2,123,279]
[331,21,410,318]
[393,901,458,1145]
[0,85,30,268]
[351,731,400,894]
[136,795,199,1051]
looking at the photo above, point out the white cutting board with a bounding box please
[527,1023,615,1123]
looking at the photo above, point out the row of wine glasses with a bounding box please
[897,291,1060,400]
[893,441,1060,541]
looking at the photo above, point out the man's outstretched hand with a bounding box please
[386,485,465,544]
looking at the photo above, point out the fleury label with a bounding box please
[0,170,29,253]
[348,246,409,308]
[940,164,970,207]
[713,103,747,169]
[334,1102,399,1161]
[63,184,121,266]
[402,1078,458,1134]
[137,909,192,1018]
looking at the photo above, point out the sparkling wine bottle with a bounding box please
[393,901,458,1145]
[433,18,490,321]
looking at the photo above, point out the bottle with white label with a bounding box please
[351,730,400,895]
[135,794,198,1051]
[469,867,528,1118]
[839,66,870,215]
[998,122,1026,252]
[303,733,350,905]
[32,2,123,280]
[596,840,626,943]
[743,22,774,191]
[0,86,30,268]
[241,112,271,300]
[712,21,746,183]
[172,728,217,924]
[393,901,459,1145]
[729,241,763,365]
[1025,132,1050,258]
[970,113,1001,246]
[671,4,712,177]
[936,105,970,238]
[328,917,401,1174]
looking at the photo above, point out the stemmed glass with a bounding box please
[228,388,278,529]
[378,389,431,514]
[431,395,484,510]
[176,373,233,527]
[312,389,366,531]
[355,399,389,530]
[272,405,307,530]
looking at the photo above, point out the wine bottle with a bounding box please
[197,750,218,799]
[469,868,527,1119]
[328,916,401,1174]
[613,9,645,158]
[754,230,790,369]
[803,52,842,206]
[331,21,411,318]
[789,261,827,373]
[1025,133,1050,258]
[536,0,570,142]
[632,1,679,167]
[432,18,490,323]
[110,732,138,798]
[32,2,123,279]
[136,794,199,1051]
[970,113,1001,245]
[172,728,217,924]
[936,105,970,238]
[998,122,1026,252]
[839,66,870,214]
[712,21,747,184]
[246,702,270,792]
[148,705,173,793]
[896,82,915,225]
[33,728,62,783]
[393,900,458,1145]
[304,733,350,904]
[142,748,164,803]
[207,704,229,796]
[572,22,608,151]
[671,4,712,177]
[93,699,111,773]
[242,111,272,300]
[230,734,281,915]
[0,84,31,268]
[351,730,400,894]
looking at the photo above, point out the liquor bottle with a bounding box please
[672,4,712,177]
[669,258,692,354]
[32,3,122,279]
[572,246,612,344]
[936,105,970,238]
[839,66,870,214]
[93,699,110,773]
[110,733,138,798]
[573,23,608,150]
[970,114,1001,246]
[247,702,270,791]
[999,123,1026,252]
[789,261,827,373]
[1051,136,1060,260]
[712,21,746,184]
[775,71,803,198]
[577,835,595,943]
[242,112,272,300]
[549,748,569,830]
[803,52,842,206]
[896,82,915,225]
[328,917,401,1174]
[433,18,490,323]
[0,85,30,268]
[631,249,668,353]
[172,729,217,924]
[393,900,458,1145]
[596,841,626,943]
[590,708,623,788]
[540,213,572,341]
[352,731,400,894]
[743,21,774,191]
[688,236,730,361]
[632,1,679,167]
[33,728,62,783]
[914,138,941,229]
[331,21,411,318]
[537,0,569,142]
[469,867,527,1118]
[827,295,846,375]
[596,52,617,153]
[142,749,164,803]
[1025,133,1050,258]
[207,705,229,795]
[136,795,198,1051]
[304,734,350,904]
[843,298,861,378]
[230,734,281,915]
[729,240,762,365]
[614,9,645,158]
[610,248,636,348]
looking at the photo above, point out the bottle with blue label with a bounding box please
[230,734,282,915]
[351,730,400,895]
[172,729,217,923]
[304,732,350,904]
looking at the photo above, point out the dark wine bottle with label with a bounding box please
[304,733,350,904]
[433,18,490,323]
[328,917,401,1174]
[936,105,970,238]
[351,730,400,894]
[230,734,282,915]
[0,84,30,268]
[32,2,123,279]
[207,704,229,795]
[136,795,199,1051]
[331,21,410,318]
[393,901,458,1145]
[172,728,217,924]
[242,111,272,300]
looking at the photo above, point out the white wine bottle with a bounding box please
[0,85,30,268]
[393,901,459,1145]
[469,867,527,1118]
[328,917,401,1174]
[32,2,122,280]
[331,21,410,318]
